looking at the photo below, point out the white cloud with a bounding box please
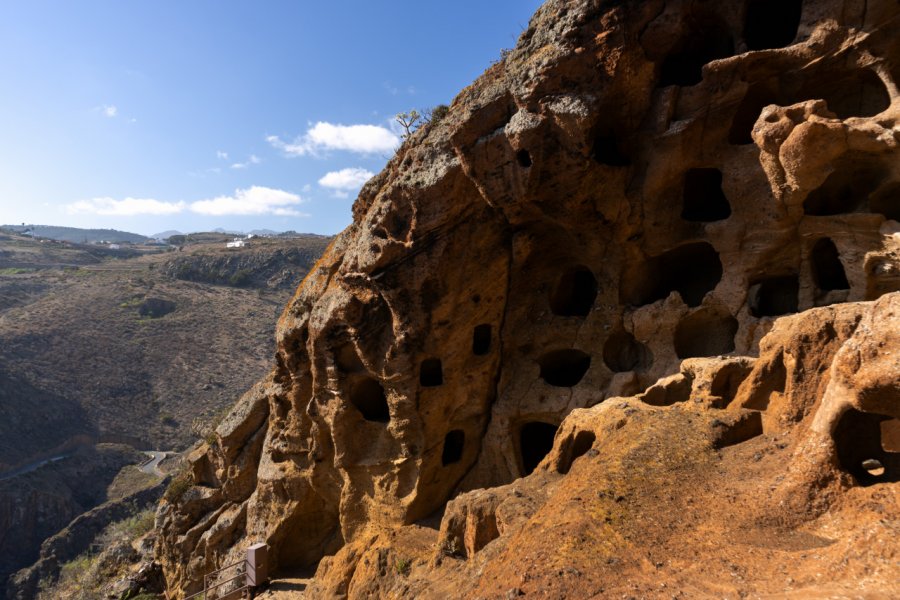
[102,105,118,118]
[318,167,374,191]
[63,185,307,217]
[268,121,400,157]
[189,186,306,216]
[216,150,229,160]
[230,154,261,170]
[65,197,185,216]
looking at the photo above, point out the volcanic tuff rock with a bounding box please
[157,0,900,597]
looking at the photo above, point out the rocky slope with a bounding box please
[156,0,900,597]
[0,235,329,594]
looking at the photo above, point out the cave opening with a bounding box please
[744,0,802,51]
[674,308,738,358]
[658,14,734,87]
[797,69,890,120]
[602,330,651,373]
[803,162,887,216]
[472,324,492,356]
[350,378,390,423]
[620,242,723,308]
[592,129,631,166]
[682,168,732,222]
[537,349,591,387]
[550,266,598,316]
[748,275,799,317]
[870,182,900,222]
[520,421,558,476]
[557,430,596,475]
[834,409,899,486]
[420,358,444,387]
[811,238,850,291]
[516,149,533,168]
[441,429,465,466]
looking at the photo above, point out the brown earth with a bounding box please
[156,0,900,598]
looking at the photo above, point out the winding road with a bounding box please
[139,451,170,477]
[0,453,72,482]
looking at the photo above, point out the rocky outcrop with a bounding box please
[156,0,900,597]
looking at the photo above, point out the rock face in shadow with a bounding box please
[155,0,900,597]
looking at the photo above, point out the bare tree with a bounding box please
[395,110,424,138]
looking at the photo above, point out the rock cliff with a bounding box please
[156,0,900,597]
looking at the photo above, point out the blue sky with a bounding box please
[0,1,543,236]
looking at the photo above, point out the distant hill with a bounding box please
[151,230,183,240]
[2,225,149,244]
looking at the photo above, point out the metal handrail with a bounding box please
[184,559,249,600]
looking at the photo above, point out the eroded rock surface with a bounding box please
[156,0,900,597]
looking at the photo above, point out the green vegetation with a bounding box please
[107,508,155,540]
[394,557,411,576]
[164,466,192,504]
[228,268,253,287]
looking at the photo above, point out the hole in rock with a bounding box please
[862,459,885,477]
[350,378,389,423]
[744,0,802,50]
[749,275,799,317]
[682,168,731,222]
[420,358,444,387]
[537,349,591,387]
[658,13,734,87]
[620,242,723,308]
[870,182,900,222]
[516,149,532,168]
[472,324,492,356]
[441,429,465,466]
[520,421,558,476]
[811,238,850,291]
[804,162,888,216]
[602,331,651,373]
[834,409,899,485]
[550,266,598,316]
[674,308,738,358]
[558,430,596,475]
[592,130,631,166]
